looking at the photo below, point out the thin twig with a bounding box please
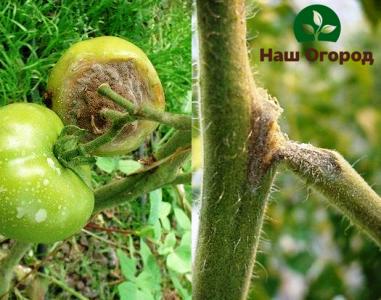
[85,223,137,236]
[81,229,129,251]
[37,272,89,300]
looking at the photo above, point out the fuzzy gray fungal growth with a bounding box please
[278,141,381,246]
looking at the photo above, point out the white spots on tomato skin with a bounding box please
[43,179,49,186]
[16,207,27,219]
[46,158,61,175]
[35,209,47,223]
[47,157,55,169]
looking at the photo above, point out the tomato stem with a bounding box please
[98,83,192,130]
[93,130,191,213]
[82,114,135,153]
[0,241,32,298]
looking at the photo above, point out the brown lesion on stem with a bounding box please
[247,87,284,185]
[275,141,342,183]
[274,140,381,246]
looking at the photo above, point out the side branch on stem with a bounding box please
[276,141,381,246]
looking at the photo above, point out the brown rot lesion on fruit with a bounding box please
[65,60,152,141]
[47,37,168,155]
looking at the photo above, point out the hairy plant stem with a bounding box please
[93,130,191,213]
[0,241,31,299]
[171,172,191,185]
[194,1,282,299]
[278,141,381,245]
[98,83,192,130]
[93,149,190,213]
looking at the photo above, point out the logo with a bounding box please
[294,5,341,42]
[258,4,374,65]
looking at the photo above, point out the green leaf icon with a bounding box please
[313,10,323,26]
[294,5,341,43]
[303,24,315,35]
[321,24,336,34]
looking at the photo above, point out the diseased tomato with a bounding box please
[47,36,165,156]
[0,103,94,243]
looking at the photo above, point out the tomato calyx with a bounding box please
[53,125,87,161]
[53,125,95,188]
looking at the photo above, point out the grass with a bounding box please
[0,0,191,298]
[0,0,191,109]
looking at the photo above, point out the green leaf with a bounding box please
[166,244,191,274]
[136,225,155,238]
[136,241,162,293]
[153,222,162,241]
[159,202,172,231]
[158,232,177,255]
[321,24,336,34]
[174,208,191,231]
[180,231,191,248]
[118,282,138,300]
[169,271,191,300]
[137,290,155,300]
[159,202,172,218]
[96,157,118,173]
[161,217,171,231]
[136,268,161,293]
[313,10,323,26]
[117,249,136,281]
[302,24,315,35]
[118,159,142,175]
[148,189,162,225]
[140,239,153,266]
[118,282,155,300]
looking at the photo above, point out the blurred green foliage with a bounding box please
[246,1,381,299]
[0,0,191,298]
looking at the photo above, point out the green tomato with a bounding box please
[47,36,165,156]
[0,103,94,243]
